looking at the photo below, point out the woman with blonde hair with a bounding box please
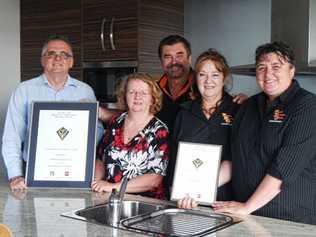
[92,73,169,199]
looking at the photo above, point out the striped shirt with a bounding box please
[231,80,316,224]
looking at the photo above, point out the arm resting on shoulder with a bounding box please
[98,107,121,122]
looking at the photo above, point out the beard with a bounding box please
[166,63,189,79]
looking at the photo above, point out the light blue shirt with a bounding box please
[2,74,104,179]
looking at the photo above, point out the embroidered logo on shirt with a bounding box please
[269,109,286,123]
[56,127,69,140]
[192,158,203,169]
[221,113,233,126]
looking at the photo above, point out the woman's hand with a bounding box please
[177,196,198,209]
[91,180,117,193]
[211,201,251,215]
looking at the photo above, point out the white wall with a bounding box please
[184,0,316,95]
[0,0,20,178]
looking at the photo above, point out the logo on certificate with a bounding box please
[57,127,69,140]
[192,158,203,169]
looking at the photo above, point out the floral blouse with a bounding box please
[97,112,169,199]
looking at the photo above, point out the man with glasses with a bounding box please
[2,35,104,191]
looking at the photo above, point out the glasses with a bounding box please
[43,51,73,60]
[127,89,150,97]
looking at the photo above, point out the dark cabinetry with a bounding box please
[83,0,138,62]
[20,0,82,81]
[20,0,183,81]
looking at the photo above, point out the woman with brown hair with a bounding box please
[91,73,169,199]
[171,49,241,208]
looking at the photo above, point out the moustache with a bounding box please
[167,63,184,70]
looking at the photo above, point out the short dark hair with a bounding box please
[158,34,191,59]
[41,35,73,56]
[255,41,295,66]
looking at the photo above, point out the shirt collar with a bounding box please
[185,91,233,119]
[158,69,194,101]
[40,74,78,88]
[257,79,301,112]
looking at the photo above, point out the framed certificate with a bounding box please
[25,102,98,188]
[171,142,222,205]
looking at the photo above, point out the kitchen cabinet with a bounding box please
[20,0,82,81]
[83,0,184,74]
[83,0,138,62]
[20,0,183,81]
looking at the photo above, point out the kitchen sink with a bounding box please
[61,200,170,227]
[62,200,235,236]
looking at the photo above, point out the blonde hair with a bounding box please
[116,72,162,114]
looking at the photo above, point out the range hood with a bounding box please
[230,0,316,76]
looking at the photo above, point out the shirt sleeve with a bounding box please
[78,82,104,144]
[2,86,28,179]
[267,95,316,184]
[147,123,170,176]
[81,83,104,143]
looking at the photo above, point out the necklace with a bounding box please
[201,97,223,118]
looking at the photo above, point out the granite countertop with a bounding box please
[0,178,315,237]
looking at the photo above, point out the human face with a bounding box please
[41,40,74,77]
[160,42,191,79]
[196,60,224,102]
[256,52,295,101]
[126,79,152,114]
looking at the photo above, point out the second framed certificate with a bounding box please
[171,142,222,205]
[25,102,98,188]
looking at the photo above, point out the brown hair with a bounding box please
[191,48,231,100]
[116,72,162,114]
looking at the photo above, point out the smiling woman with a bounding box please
[91,73,170,199]
[170,49,240,207]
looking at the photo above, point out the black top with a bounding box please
[231,80,316,224]
[169,92,240,201]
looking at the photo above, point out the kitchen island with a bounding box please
[0,177,315,237]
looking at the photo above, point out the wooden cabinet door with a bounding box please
[20,0,82,81]
[83,0,138,62]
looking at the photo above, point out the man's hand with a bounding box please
[9,176,27,191]
[232,93,248,104]
[98,107,120,122]
[211,201,251,215]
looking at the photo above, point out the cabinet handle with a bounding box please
[101,17,106,51]
[110,17,116,50]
